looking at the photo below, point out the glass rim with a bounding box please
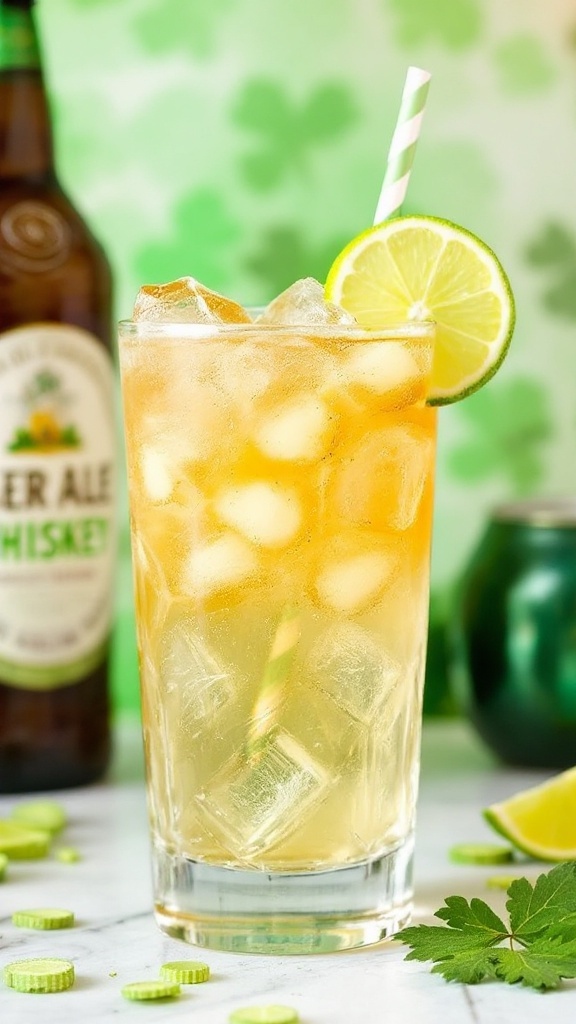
[118,317,436,340]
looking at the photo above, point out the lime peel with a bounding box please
[325,214,515,406]
[484,765,576,862]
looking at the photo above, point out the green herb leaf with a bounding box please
[508,862,576,940]
[397,863,576,991]
[435,894,508,937]
[488,941,576,990]
[398,924,497,964]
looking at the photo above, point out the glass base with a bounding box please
[152,834,414,954]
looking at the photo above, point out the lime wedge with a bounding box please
[0,852,8,880]
[484,766,576,861]
[325,215,515,405]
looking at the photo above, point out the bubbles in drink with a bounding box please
[215,482,302,549]
[196,730,330,859]
[133,277,252,324]
[305,622,402,724]
[258,277,358,326]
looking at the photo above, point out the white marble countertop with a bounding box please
[1,719,574,1024]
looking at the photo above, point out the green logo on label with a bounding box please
[8,369,83,454]
[0,7,40,71]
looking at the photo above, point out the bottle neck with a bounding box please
[0,2,55,180]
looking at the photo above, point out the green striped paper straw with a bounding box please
[373,66,431,224]
[246,603,301,760]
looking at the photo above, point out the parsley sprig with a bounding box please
[397,862,576,990]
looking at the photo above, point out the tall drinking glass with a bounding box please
[119,315,436,953]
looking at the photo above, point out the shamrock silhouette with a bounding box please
[245,226,350,299]
[386,0,482,50]
[526,224,576,320]
[133,0,234,59]
[493,35,556,94]
[447,377,552,495]
[134,188,242,293]
[232,79,358,191]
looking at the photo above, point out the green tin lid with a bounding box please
[493,498,576,529]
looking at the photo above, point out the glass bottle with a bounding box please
[0,0,116,791]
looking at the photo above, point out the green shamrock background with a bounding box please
[35,0,576,714]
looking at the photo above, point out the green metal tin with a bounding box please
[452,498,576,768]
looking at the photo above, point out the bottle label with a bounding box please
[0,7,40,71]
[0,324,116,690]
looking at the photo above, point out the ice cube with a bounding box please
[133,277,252,324]
[352,660,425,853]
[258,278,358,326]
[335,423,434,531]
[181,531,259,601]
[305,623,402,723]
[138,377,231,479]
[159,615,234,736]
[131,530,173,648]
[196,729,330,858]
[140,445,176,503]
[254,394,334,462]
[215,482,301,549]
[343,342,424,402]
[218,343,275,410]
[313,534,400,614]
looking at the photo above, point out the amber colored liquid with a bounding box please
[121,325,436,871]
[0,50,113,791]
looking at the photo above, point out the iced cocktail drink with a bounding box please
[119,278,436,953]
